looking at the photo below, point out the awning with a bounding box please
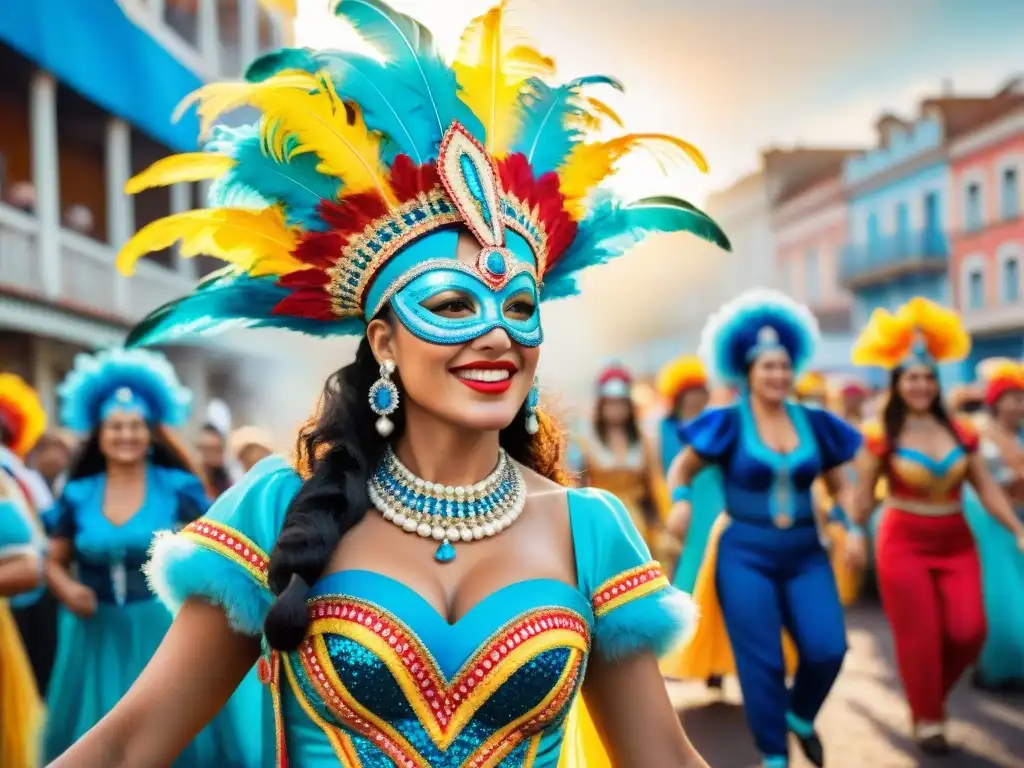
[0,0,201,152]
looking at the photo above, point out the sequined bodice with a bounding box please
[282,570,591,767]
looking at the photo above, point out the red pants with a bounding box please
[876,508,986,723]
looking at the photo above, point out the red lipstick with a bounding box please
[450,360,518,395]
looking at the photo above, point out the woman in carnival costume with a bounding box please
[964,359,1024,690]
[667,289,860,768]
[41,348,260,765]
[846,298,1024,755]
[51,2,730,765]
[0,374,48,768]
[577,363,669,551]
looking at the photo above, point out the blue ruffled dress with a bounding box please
[147,455,695,767]
[964,437,1024,686]
[659,417,724,593]
[42,465,265,766]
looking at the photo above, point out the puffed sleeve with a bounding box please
[0,498,43,560]
[154,467,213,526]
[861,419,888,459]
[804,405,863,471]
[41,477,91,540]
[954,418,980,453]
[679,405,739,465]
[570,487,697,661]
[145,455,302,636]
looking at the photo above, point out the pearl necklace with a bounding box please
[367,447,526,563]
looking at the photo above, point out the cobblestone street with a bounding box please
[669,605,1024,768]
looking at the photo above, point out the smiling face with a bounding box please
[895,363,939,414]
[99,410,151,466]
[747,349,793,405]
[367,231,541,433]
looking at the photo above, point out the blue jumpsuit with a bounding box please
[682,400,861,764]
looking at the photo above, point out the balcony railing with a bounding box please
[840,229,949,289]
[0,201,194,325]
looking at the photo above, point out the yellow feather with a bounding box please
[582,96,623,128]
[259,79,395,204]
[116,208,302,278]
[454,1,555,154]
[173,70,318,137]
[125,153,236,194]
[558,133,710,219]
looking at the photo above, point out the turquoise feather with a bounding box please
[458,152,492,226]
[541,193,730,301]
[246,47,435,163]
[125,273,360,349]
[333,0,485,149]
[511,75,622,175]
[202,124,338,230]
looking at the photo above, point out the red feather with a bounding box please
[390,155,441,201]
[497,154,577,272]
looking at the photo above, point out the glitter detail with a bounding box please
[180,520,269,587]
[591,562,669,618]
[302,597,590,753]
[438,124,505,249]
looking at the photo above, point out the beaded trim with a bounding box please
[180,520,269,588]
[367,448,527,561]
[304,596,589,751]
[281,653,364,766]
[591,562,669,618]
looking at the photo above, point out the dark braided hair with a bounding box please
[263,327,569,651]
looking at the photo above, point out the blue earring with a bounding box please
[525,378,540,435]
[369,360,399,437]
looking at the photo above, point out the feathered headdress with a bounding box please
[597,362,633,399]
[657,355,706,402]
[0,374,46,457]
[698,288,819,388]
[795,370,827,400]
[58,348,193,433]
[851,297,970,370]
[115,0,729,347]
[976,357,1024,407]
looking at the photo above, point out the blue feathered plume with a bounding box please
[58,348,193,432]
[203,125,339,230]
[511,75,622,176]
[541,193,731,301]
[698,288,820,388]
[125,271,362,349]
[332,0,485,149]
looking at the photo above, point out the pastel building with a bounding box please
[948,80,1024,372]
[768,148,860,371]
[840,90,1015,384]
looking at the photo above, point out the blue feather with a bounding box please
[57,348,193,432]
[126,274,362,349]
[541,193,730,301]
[333,0,485,149]
[202,124,338,230]
[511,75,622,175]
[247,47,437,164]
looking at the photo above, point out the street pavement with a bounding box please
[668,604,1024,768]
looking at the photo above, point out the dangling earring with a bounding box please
[525,378,540,435]
[369,360,399,437]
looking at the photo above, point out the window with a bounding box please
[1004,256,1020,303]
[1002,167,1020,220]
[968,268,984,309]
[804,248,820,304]
[965,182,983,231]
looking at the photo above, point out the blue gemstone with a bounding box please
[373,387,393,411]
[485,249,507,275]
[435,540,456,563]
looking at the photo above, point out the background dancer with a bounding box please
[668,289,860,768]
[847,297,1024,756]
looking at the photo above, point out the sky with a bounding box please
[294,0,1024,203]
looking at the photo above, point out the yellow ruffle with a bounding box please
[0,600,43,768]
[824,522,863,607]
[558,698,612,768]
[661,515,798,679]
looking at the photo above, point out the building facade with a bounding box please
[948,84,1024,375]
[0,1,334,443]
[769,148,860,372]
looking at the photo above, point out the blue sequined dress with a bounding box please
[43,465,265,766]
[148,455,694,767]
